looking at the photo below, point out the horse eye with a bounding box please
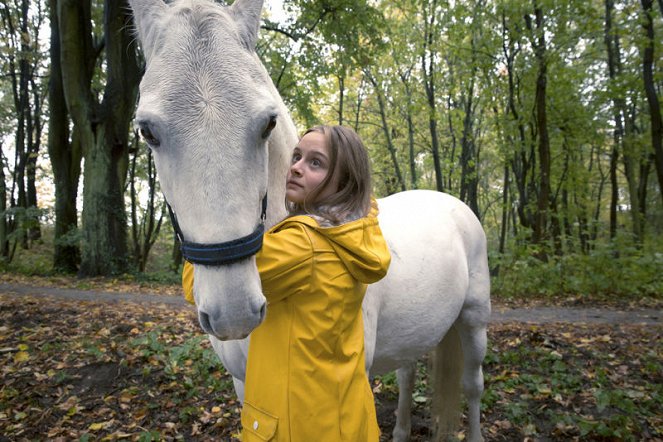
[262,115,277,139]
[139,123,160,147]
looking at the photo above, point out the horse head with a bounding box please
[130,0,294,340]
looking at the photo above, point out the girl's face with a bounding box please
[286,131,339,205]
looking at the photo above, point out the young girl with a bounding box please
[183,125,391,441]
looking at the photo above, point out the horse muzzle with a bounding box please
[192,263,267,340]
[197,296,266,340]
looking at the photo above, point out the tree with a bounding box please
[48,0,81,272]
[640,0,663,205]
[421,0,444,192]
[0,0,47,259]
[604,0,652,244]
[364,67,406,193]
[57,0,141,276]
[524,3,552,250]
[445,0,492,217]
[128,133,164,273]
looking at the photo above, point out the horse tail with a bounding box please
[430,323,463,441]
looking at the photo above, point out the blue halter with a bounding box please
[167,194,267,265]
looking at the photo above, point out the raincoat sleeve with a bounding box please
[182,260,195,305]
[256,221,314,305]
[181,221,314,306]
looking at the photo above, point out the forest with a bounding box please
[1,0,662,300]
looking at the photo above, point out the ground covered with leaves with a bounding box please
[0,292,661,441]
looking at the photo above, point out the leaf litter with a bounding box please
[0,292,661,441]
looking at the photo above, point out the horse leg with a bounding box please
[232,376,246,404]
[456,252,490,442]
[457,322,487,442]
[392,362,416,442]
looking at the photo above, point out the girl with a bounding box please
[183,125,391,441]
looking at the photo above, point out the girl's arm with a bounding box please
[256,222,314,304]
[181,222,314,306]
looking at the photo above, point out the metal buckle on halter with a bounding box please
[167,193,268,265]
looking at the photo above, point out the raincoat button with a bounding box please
[253,420,259,430]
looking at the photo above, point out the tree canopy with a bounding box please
[0,0,661,295]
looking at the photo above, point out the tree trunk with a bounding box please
[445,60,458,192]
[1,0,47,251]
[338,74,344,126]
[526,5,551,251]
[592,144,607,246]
[14,1,29,213]
[501,9,533,232]
[640,0,663,205]
[353,75,365,133]
[171,235,183,273]
[499,163,510,255]
[398,71,417,189]
[27,2,46,242]
[48,0,81,272]
[605,0,621,240]
[0,140,6,258]
[605,0,647,243]
[141,149,164,272]
[366,70,406,193]
[459,75,479,217]
[623,121,645,243]
[422,0,444,192]
[130,139,164,272]
[58,0,141,276]
[27,77,43,241]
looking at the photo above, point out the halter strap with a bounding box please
[167,194,268,266]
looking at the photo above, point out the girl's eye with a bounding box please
[311,159,321,167]
[291,153,301,163]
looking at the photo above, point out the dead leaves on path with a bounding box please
[0,272,183,297]
[0,293,241,441]
[479,323,662,441]
[0,292,661,441]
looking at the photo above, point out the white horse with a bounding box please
[129,1,490,440]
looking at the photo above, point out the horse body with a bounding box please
[368,190,485,374]
[130,1,489,440]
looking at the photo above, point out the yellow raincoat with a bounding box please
[182,208,391,441]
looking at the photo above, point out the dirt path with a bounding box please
[1,282,660,325]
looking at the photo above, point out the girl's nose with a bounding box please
[290,160,302,176]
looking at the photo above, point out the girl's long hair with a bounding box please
[287,125,373,226]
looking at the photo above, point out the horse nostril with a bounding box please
[259,302,267,323]
[198,311,212,334]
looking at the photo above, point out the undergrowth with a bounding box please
[490,233,663,303]
[2,225,662,304]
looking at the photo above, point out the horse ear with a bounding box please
[229,0,264,50]
[129,0,167,57]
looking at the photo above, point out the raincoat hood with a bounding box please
[287,206,390,284]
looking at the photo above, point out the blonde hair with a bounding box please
[287,125,373,226]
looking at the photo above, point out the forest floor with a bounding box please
[0,275,661,441]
